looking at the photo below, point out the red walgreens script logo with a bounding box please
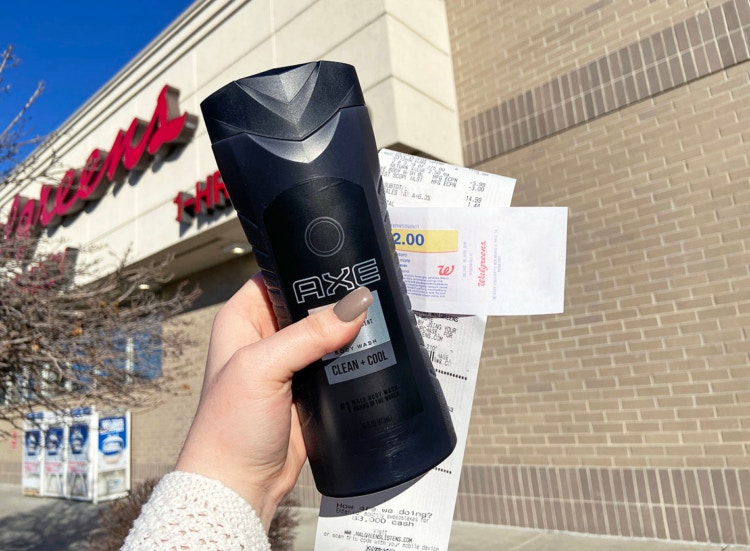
[438,265,455,276]
[3,86,198,239]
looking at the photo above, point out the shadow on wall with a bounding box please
[0,498,105,551]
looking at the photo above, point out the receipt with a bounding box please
[379,148,516,208]
[390,206,568,316]
[315,314,487,551]
[314,150,566,551]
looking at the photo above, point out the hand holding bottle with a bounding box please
[176,274,372,529]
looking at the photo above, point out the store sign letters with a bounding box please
[3,86,198,239]
[173,170,232,224]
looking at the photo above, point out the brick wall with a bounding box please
[129,254,259,483]
[128,303,219,483]
[0,422,22,484]
[449,0,740,122]
[447,0,750,544]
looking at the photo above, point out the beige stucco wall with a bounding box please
[0,0,460,277]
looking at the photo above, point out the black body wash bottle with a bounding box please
[200,61,456,497]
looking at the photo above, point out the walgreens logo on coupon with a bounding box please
[3,86,198,238]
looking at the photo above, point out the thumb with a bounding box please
[253,286,374,382]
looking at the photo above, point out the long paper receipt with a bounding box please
[389,206,568,316]
[315,150,567,551]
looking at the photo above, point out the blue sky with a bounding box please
[1,1,194,144]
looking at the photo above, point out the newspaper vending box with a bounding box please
[21,408,130,503]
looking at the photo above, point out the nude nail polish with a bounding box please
[333,286,374,322]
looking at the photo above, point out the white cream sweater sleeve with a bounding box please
[121,471,271,550]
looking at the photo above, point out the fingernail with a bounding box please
[333,287,373,322]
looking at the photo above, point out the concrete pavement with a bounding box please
[0,483,105,550]
[1,483,749,550]
[292,508,749,550]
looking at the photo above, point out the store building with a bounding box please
[1,0,749,545]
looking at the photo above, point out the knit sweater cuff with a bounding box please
[122,470,271,550]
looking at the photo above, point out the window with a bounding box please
[1,325,162,406]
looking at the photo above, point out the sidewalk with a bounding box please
[1,483,748,550]
[0,483,105,550]
[293,508,749,550]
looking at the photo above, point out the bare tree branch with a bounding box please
[0,79,44,143]
[0,234,201,437]
[0,44,59,189]
[0,45,201,437]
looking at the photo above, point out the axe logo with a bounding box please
[293,258,380,303]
